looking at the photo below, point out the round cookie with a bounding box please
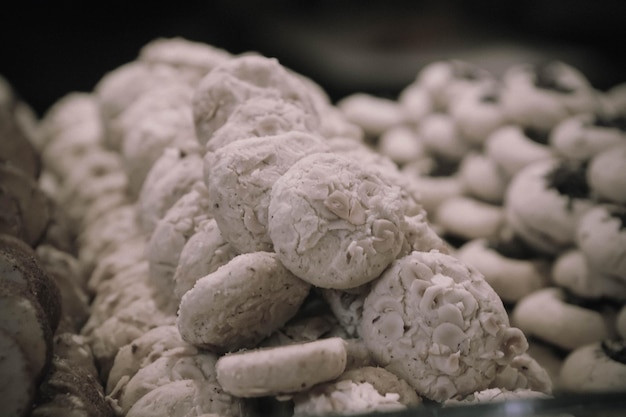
[115,350,219,414]
[268,152,407,289]
[360,251,528,402]
[215,337,348,397]
[504,158,595,255]
[576,204,626,282]
[559,340,626,392]
[138,147,204,234]
[106,325,190,394]
[177,251,311,353]
[205,131,328,253]
[172,218,239,303]
[120,85,200,197]
[206,95,321,152]
[587,143,626,204]
[192,54,318,145]
[397,82,433,125]
[125,379,245,417]
[550,113,626,161]
[511,287,617,351]
[147,185,212,306]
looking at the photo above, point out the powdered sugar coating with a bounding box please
[177,251,311,353]
[360,251,528,402]
[268,152,407,289]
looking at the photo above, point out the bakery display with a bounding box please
[1,34,625,417]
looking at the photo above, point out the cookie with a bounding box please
[360,251,528,402]
[336,93,407,138]
[138,147,204,234]
[177,251,311,352]
[172,218,239,303]
[215,337,348,397]
[269,152,407,289]
[435,196,505,242]
[457,152,508,205]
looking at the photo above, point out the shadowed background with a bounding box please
[2,0,625,116]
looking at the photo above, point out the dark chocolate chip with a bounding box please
[523,127,551,145]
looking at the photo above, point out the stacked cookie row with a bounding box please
[0,77,113,416]
[336,59,626,391]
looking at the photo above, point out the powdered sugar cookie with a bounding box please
[360,250,528,402]
[397,82,434,125]
[205,131,328,253]
[147,184,212,307]
[172,218,239,303]
[511,287,616,351]
[559,340,626,392]
[504,158,595,254]
[268,152,407,289]
[500,61,598,132]
[120,86,200,196]
[587,143,626,204]
[550,113,626,161]
[485,125,554,179]
[445,387,550,405]
[177,251,311,353]
[106,325,189,394]
[400,210,452,256]
[192,54,318,145]
[335,366,422,407]
[576,204,626,282]
[125,379,245,417]
[114,349,219,414]
[138,147,204,234]
[215,337,347,397]
[206,95,321,152]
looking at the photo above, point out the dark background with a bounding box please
[2,0,625,117]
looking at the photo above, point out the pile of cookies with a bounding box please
[1,37,625,417]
